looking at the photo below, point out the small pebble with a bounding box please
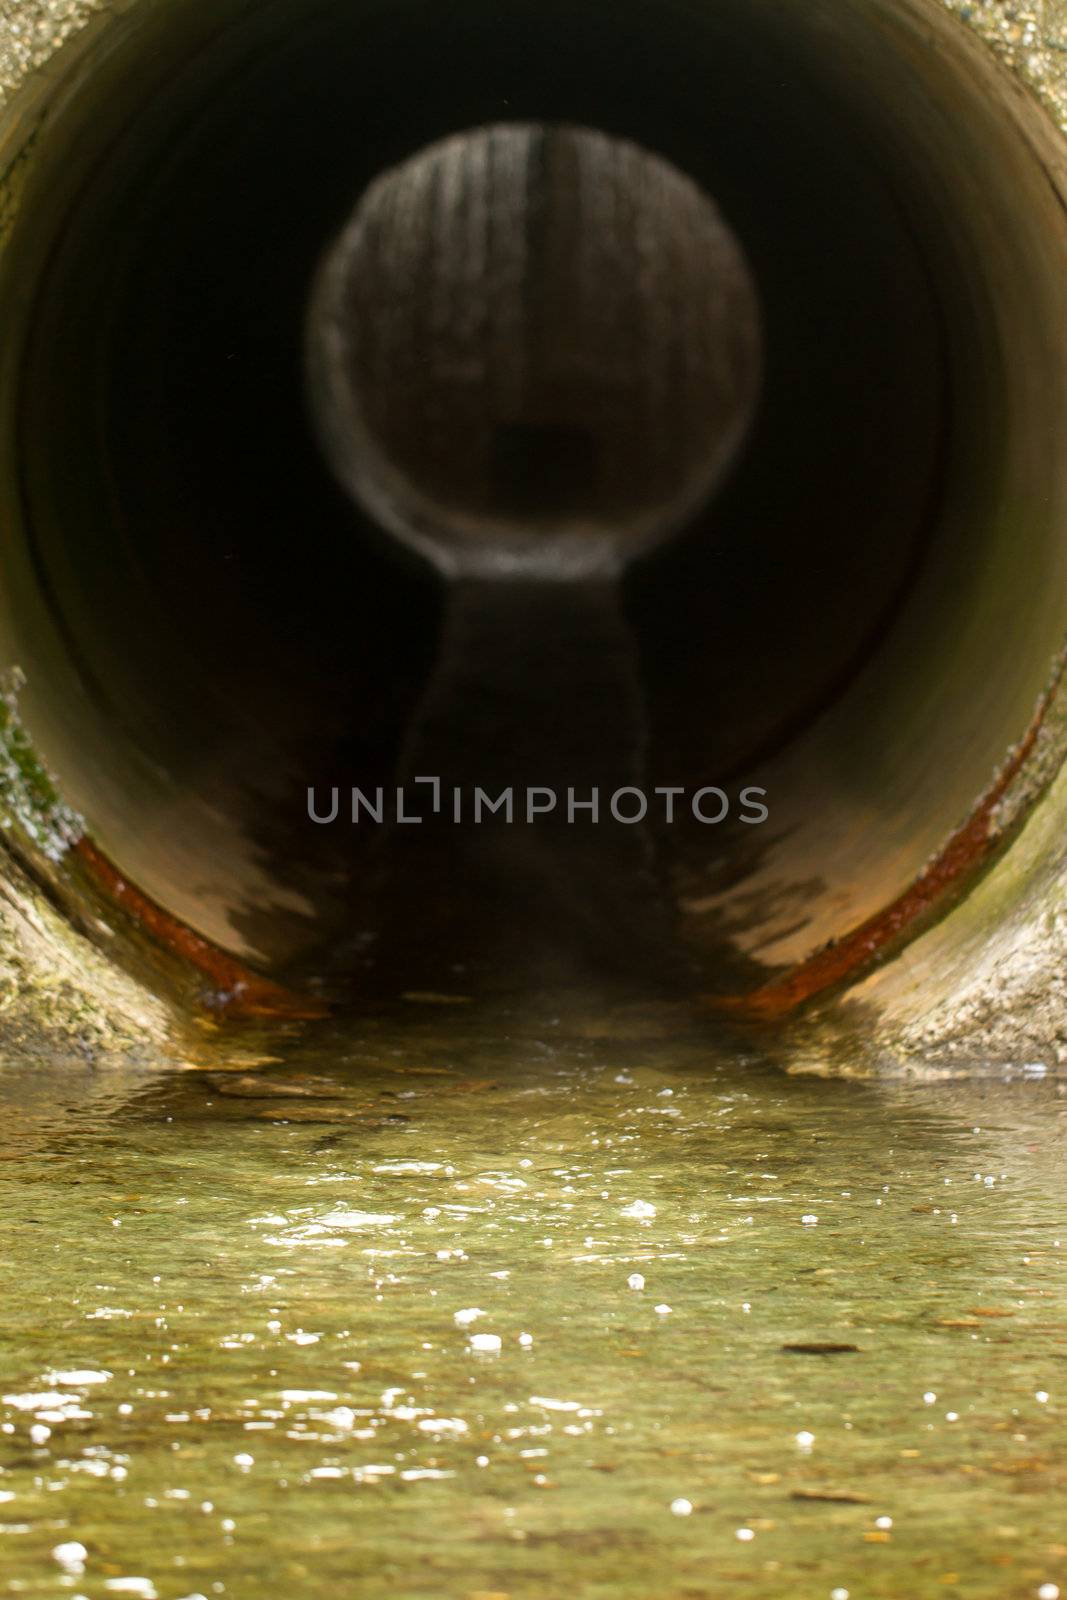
[469,1332,502,1353]
[1038,1587,1060,1600]
[735,1527,755,1542]
[654,1304,672,1316]
[875,1516,892,1530]
[669,1498,693,1516]
[628,1273,646,1291]
[454,1308,485,1327]
[796,1430,815,1448]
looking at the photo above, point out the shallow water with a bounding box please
[0,1004,1064,1599]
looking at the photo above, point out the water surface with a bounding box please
[1,1004,1064,1598]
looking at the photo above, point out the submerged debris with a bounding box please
[780,1342,862,1355]
[790,1489,873,1505]
[199,1071,341,1099]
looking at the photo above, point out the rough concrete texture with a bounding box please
[945,0,1067,127]
[853,726,1067,1072]
[0,0,98,103]
[0,649,183,1059]
[0,843,175,1063]
[3,0,1067,1068]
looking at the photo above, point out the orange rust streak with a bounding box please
[73,836,326,1020]
[709,681,1059,1021]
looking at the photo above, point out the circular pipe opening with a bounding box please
[2,0,1066,1011]
[307,122,762,578]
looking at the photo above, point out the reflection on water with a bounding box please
[0,1003,1064,1599]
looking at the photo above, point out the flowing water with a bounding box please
[0,1001,1064,1599]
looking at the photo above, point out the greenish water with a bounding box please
[0,1005,1064,1599]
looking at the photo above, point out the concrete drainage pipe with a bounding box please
[2,0,1067,1070]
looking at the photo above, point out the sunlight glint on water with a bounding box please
[0,1009,1064,1599]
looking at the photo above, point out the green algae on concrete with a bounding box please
[0,672,179,1066]
[0,668,81,861]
